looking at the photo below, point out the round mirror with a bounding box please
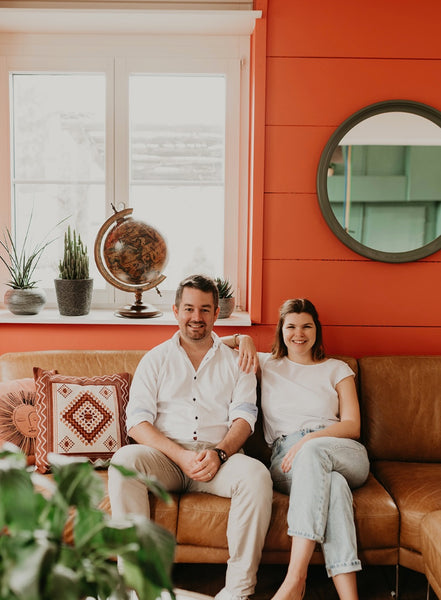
[317,100,441,262]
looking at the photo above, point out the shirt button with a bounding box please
[194,376,197,380]
[193,398,196,401]
[193,436,197,440]
[195,416,198,420]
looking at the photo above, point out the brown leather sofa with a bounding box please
[1,350,440,593]
[421,511,441,598]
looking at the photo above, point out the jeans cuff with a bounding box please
[326,559,362,577]
[287,528,323,543]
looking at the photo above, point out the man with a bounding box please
[108,274,273,600]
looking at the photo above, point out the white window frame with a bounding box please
[0,24,253,311]
[115,55,244,309]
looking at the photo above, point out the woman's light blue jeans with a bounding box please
[270,431,370,577]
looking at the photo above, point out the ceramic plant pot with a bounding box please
[217,297,235,319]
[4,288,47,315]
[54,278,93,316]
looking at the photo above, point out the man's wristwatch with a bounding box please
[213,447,228,464]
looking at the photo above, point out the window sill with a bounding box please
[0,308,251,326]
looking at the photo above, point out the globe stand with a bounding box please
[94,206,168,319]
[115,289,162,319]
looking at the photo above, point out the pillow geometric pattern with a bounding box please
[33,367,130,474]
[0,378,37,462]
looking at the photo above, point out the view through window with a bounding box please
[11,72,106,290]
[129,73,226,290]
[10,69,233,305]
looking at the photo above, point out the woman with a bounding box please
[224,299,370,600]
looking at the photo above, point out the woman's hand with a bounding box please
[280,437,308,472]
[237,334,259,374]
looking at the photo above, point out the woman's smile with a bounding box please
[282,312,317,363]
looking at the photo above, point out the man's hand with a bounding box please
[185,448,220,481]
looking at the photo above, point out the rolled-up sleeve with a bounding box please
[228,369,258,432]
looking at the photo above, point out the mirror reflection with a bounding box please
[317,101,441,262]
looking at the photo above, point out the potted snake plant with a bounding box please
[55,226,93,316]
[1,213,66,315]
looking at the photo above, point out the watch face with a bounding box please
[215,448,227,463]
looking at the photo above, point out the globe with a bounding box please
[94,206,168,318]
[103,218,167,286]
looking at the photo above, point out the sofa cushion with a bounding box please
[177,492,229,548]
[33,368,131,473]
[359,356,441,461]
[0,378,37,463]
[352,472,399,557]
[264,473,398,557]
[373,461,441,556]
[175,472,399,565]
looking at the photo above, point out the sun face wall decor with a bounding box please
[0,378,37,461]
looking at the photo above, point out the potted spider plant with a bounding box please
[0,214,62,315]
[215,277,235,319]
[0,444,176,600]
[55,226,93,316]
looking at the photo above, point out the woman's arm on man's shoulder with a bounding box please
[220,333,259,374]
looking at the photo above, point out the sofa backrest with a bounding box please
[0,350,147,381]
[359,356,441,462]
[14,350,441,464]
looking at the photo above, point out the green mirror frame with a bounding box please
[316,100,441,263]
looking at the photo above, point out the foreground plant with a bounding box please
[0,446,175,600]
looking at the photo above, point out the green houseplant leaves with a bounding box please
[0,213,68,290]
[0,446,176,600]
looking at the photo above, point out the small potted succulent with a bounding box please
[215,277,235,319]
[55,226,93,316]
[0,214,62,315]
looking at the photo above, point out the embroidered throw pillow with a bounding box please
[0,378,37,464]
[33,368,130,474]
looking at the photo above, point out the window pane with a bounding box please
[14,183,105,288]
[129,74,225,289]
[131,185,224,288]
[11,73,105,287]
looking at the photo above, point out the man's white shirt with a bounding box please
[127,331,258,445]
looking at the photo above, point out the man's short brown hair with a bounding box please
[174,274,219,309]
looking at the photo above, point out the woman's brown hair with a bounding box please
[271,298,325,361]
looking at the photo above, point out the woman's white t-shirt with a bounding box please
[259,353,355,446]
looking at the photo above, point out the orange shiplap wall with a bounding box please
[2,0,441,357]
[259,0,441,357]
[0,324,252,355]
[0,324,177,355]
